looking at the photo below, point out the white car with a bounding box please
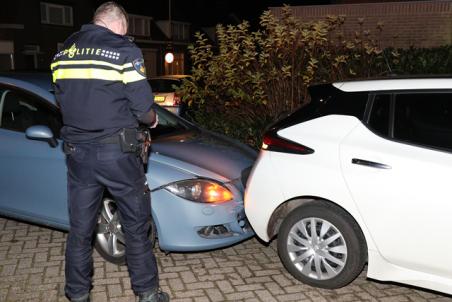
[245,78,452,295]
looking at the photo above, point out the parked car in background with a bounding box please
[149,75,189,115]
[245,78,452,295]
[0,73,255,264]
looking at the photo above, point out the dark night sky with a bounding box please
[94,0,332,28]
[169,0,332,26]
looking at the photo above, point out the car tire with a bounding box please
[277,201,367,289]
[94,197,156,265]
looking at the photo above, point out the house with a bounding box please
[0,0,192,76]
[130,14,191,76]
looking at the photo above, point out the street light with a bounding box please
[164,51,174,64]
[165,0,174,65]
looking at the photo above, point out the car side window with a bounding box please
[325,91,369,120]
[368,94,391,137]
[394,93,452,151]
[0,86,62,137]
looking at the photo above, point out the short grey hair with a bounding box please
[93,1,128,28]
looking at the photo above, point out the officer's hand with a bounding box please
[150,114,158,129]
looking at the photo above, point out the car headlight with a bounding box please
[164,179,233,203]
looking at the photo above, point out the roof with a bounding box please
[333,78,452,92]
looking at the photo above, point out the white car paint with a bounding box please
[340,123,452,292]
[334,78,452,92]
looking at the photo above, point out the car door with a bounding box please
[0,84,69,228]
[340,92,452,279]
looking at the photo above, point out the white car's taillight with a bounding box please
[262,130,314,155]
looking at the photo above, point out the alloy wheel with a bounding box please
[96,198,126,258]
[286,217,347,280]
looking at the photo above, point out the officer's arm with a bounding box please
[124,46,155,126]
[137,107,157,126]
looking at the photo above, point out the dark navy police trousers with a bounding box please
[64,143,158,299]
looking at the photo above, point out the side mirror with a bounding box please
[25,125,58,148]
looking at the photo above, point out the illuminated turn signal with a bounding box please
[165,179,234,203]
[204,183,233,203]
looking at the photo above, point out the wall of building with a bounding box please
[270,0,452,49]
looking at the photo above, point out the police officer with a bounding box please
[51,2,169,302]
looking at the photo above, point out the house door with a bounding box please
[141,48,157,78]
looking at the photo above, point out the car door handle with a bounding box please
[351,158,391,169]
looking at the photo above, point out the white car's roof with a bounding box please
[333,78,452,92]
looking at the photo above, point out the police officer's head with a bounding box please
[93,1,128,36]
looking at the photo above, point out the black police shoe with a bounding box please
[138,289,170,302]
[70,293,90,302]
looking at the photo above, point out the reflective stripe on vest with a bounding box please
[51,60,145,84]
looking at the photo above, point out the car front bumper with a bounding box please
[151,189,254,252]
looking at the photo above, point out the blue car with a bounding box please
[0,73,255,264]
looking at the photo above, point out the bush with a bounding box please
[391,46,452,75]
[178,6,449,149]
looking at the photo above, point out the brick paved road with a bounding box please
[1,217,451,302]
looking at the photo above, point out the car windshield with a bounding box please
[150,104,194,138]
[149,79,181,93]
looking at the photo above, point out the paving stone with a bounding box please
[224,290,255,300]
[189,281,215,290]
[107,283,123,298]
[91,291,109,302]
[205,288,224,302]
[168,277,186,291]
[0,217,451,302]
[235,284,264,292]
[277,292,311,302]
[171,299,193,302]
[193,297,210,302]
[175,289,205,298]
[216,280,234,294]
[180,270,198,283]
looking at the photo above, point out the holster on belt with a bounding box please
[118,128,152,164]
[118,128,139,153]
[137,128,152,164]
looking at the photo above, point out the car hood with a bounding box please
[151,129,257,181]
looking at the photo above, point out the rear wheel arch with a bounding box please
[267,197,314,240]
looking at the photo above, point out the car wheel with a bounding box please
[94,197,156,265]
[277,201,366,289]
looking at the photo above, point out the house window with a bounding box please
[128,15,151,37]
[40,2,73,26]
[171,23,189,41]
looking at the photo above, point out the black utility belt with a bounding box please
[99,128,143,153]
